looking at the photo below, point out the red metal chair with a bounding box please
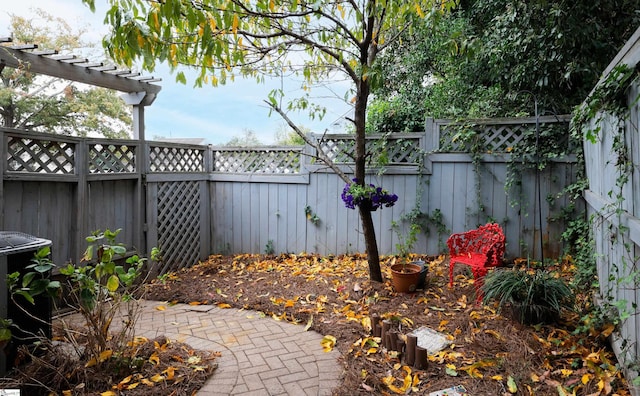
[447,223,505,303]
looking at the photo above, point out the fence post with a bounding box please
[424,117,439,152]
[137,140,148,257]
[0,129,4,229]
[75,140,87,262]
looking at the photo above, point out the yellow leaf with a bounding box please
[136,34,145,49]
[304,314,313,331]
[581,373,592,384]
[152,11,159,29]
[151,373,165,383]
[189,301,202,306]
[321,335,336,352]
[217,303,232,309]
[85,357,97,367]
[99,349,113,362]
[491,375,504,381]
[531,373,540,382]
[507,375,517,393]
[62,391,72,396]
[149,351,160,365]
[600,323,615,338]
[484,329,504,340]
[560,369,573,378]
[187,356,202,365]
[127,382,139,390]
[141,378,154,386]
[164,366,175,380]
[232,14,239,33]
[119,375,133,385]
[361,316,371,333]
[155,305,166,311]
[100,392,117,396]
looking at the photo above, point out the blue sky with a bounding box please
[0,0,354,144]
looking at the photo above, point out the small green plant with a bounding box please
[5,246,61,343]
[392,222,419,259]
[304,205,321,225]
[265,239,275,255]
[57,228,153,367]
[0,318,12,346]
[8,246,60,305]
[482,267,574,325]
[391,221,421,272]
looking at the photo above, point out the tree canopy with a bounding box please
[83,0,456,281]
[1,9,132,138]
[367,0,640,133]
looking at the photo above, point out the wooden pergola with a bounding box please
[0,37,162,140]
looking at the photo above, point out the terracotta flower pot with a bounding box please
[390,263,422,293]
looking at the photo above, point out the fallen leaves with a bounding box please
[382,365,420,394]
[321,335,337,352]
[102,337,218,394]
[143,253,632,395]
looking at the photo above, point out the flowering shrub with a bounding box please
[341,179,398,211]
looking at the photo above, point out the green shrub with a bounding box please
[482,268,574,325]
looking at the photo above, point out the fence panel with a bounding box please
[1,115,576,273]
[579,27,640,389]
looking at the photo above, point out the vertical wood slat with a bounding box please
[0,130,4,230]
[75,141,85,262]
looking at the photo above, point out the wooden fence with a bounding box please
[581,27,640,389]
[0,115,577,274]
[211,116,578,261]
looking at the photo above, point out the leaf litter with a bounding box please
[144,253,631,395]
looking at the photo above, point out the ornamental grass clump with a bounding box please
[481,267,574,325]
[341,179,398,211]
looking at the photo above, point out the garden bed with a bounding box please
[143,253,629,395]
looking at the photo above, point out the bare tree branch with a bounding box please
[265,100,351,184]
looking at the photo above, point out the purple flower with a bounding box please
[341,179,398,211]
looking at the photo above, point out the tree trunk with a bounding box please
[359,203,382,282]
[353,69,383,282]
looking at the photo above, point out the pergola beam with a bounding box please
[0,44,161,105]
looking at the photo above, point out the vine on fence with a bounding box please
[571,63,640,383]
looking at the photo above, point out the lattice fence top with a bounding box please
[437,118,574,153]
[213,148,302,174]
[317,133,423,165]
[89,144,136,173]
[7,136,75,174]
[149,145,205,172]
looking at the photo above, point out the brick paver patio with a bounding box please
[133,300,342,395]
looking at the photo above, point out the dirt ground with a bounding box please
[142,253,630,396]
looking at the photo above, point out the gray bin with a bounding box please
[0,232,52,375]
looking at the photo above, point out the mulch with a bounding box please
[142,253,630,396]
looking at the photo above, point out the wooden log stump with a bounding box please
[396,338,405,361]
[415,346,428,370]
[389,330,398,351]
[381,320,392,349]
[405,334,417,366]
[371,314,381,337]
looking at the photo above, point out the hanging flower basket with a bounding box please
[341,179,398,211]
